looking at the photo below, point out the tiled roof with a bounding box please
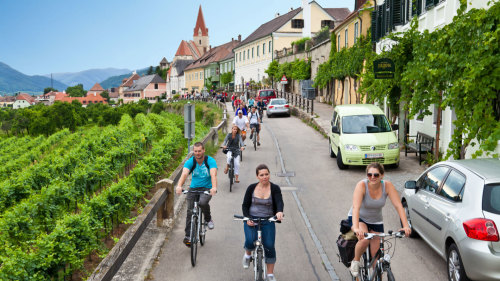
[89,83,104,91]
[175,40,194,57]
[239,8,302,47]
[121,73,141,87]
[56,93,107,104]
[0,96,16,102]
[124,74,166,92]
[16,93,36,104]
[188,40,202,57]
[185,40,240,71]
[324,8,351,21]
[171,59,194,77]
[160,57,168,64]
[193,5,209,37]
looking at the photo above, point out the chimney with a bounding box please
[275,12,280,18]
[232,37,234,42]
[290,7,293,12]
[238,34,242,42]
[302,0,311,38]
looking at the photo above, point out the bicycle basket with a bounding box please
[337,233,357,267]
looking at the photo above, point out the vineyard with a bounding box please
[0,105,218,280]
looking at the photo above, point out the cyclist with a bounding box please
[176,142,218,247]
[222,125,245,183]
[248,106,261,146]
[233,110,249,141]
[241,164,284,281]
[256,99,266,123]
[248,96,255,108]
[235,103,248,116]
[348,162,411,277]
[231,93,237,111]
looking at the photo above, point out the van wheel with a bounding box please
[329,139,336,158]
[337,150,348,170]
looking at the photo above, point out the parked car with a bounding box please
[328,104,399,169]
[266,98,290,118]
[401,158,500,281]
[256,89,277,105]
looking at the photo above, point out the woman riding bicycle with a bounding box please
[222,125,245,183]
[241,164,284,281]
[348,162,411,278]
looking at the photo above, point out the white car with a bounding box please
[266,98,290,118]
[401,159,500,281]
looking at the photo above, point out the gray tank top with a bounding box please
[348,180,388,224]
[249,192,274,218]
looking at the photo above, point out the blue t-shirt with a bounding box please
[184,156,217,188]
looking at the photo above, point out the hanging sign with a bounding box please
[373,58,395,79]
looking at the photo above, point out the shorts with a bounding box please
[347,216,384,233]
[241,130,246,136]
[250,123,260,133]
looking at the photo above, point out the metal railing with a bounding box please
[276,89,314,116]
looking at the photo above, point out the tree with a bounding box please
[44,87,58,94]
[100,90,110,103]
[147,66,154,75]
[66,84,86,97]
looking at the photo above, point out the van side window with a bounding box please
[335,117,341,132]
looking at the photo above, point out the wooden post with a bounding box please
[311,99,314,115]
[156,179,174,227]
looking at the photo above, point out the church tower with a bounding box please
[193,5,209,55]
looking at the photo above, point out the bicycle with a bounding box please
[352,230,405,281]
[233,215,280,281]
[223,147,240,192]
[258,107,264,123]
[182,189,210,267]
[250,126,258,151]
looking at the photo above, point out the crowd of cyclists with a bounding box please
[175,92,411,281]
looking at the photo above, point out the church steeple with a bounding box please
[193,5,209,55]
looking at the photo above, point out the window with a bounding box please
[291,19,304,28]
[417,166,449,193]
[155,83,158,89]
[248,49,250,59]
[199,40,201,44]
[439,170,465,202]
[483,184,500,215]
[416,109,424,121]
[321,20,334,29]
[239,52,242,62]
[243,51,245,61]
[354,22,359,44]
[252,47,254,58]
[338,35,341,51]
[345,29,348,47]
[257,46,259,57]
[195,72,198,80]
[263,43,266,55]
[269,41,272,53]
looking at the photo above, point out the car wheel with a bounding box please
[401,200,418,238]
[391,161,400,169]
[329,139,336,158]
[267,113,271,118]
[336,149,348,170]
[447,244,470,281]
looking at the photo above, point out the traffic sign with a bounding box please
[281,75,288,84]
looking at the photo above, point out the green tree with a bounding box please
[147,66,154,75]
[66,84,86,97]
[100,90,110,103]
[43,87,58,94]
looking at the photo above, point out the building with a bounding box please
[13,93,37,109]
[0,96,16,108]
[234,0,350,91]
[123,74,166,103]
[54,92,107,107]
[87,83,105,96]
[159,57,169,70]
[118,72,141,101]
[168,59,193,96]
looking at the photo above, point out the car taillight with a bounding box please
[268,105,274,109]
[463,218,499,242]
[284,104,289,108]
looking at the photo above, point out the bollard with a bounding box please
[156,179,174,227]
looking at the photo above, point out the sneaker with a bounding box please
[183,236,191,247]
[242,255,251,269]
[350,260,360,277]
[207,220,214,230]
[250,132,254,139]
[257,142,261,146]
[266,275,276,281]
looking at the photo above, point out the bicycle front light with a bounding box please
[255,241,262,246]
[383,253,391,263]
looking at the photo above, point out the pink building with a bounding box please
[123,74,166,103]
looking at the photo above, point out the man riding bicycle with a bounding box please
[248,106,261,146]
[176,142,218,247]
[233,111,250,141]
[256,99,266,123]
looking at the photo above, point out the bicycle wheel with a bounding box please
[253,130,257,151]
[199,210,205,246]
[190,214,198,267]
[255,248,265,281]
[229,159,234,192]
[359,253,369,281]
[386,266,395,281]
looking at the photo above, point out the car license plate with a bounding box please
[365,153,383,159]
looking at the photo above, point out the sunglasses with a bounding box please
[367,173,380,178]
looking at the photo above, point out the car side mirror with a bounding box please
[332,126,339,134]
[391,124,399,131]
[404,180,417,190]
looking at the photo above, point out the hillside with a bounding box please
[0,62,68,95]
[100,67,149,89]
[44,68,131,90]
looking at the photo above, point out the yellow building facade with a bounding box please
[184,67,205,93]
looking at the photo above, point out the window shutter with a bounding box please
[393,0,402,25]
[381,3,386,38]
[417,0,422,15]
[433,0,440,5]
[425,0,434,9]
[371,10,377,42]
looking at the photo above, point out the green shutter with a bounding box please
[393,0,402,26]
[417,0,422,15]
[434,0,440,5]
[371,10,377,42]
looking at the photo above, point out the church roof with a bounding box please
[89,82,104,91]
[193,5,208,37]
[175,40,201,59]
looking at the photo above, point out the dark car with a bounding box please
[256,89,277,106]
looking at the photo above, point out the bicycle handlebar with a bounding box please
[233,215,283,223]
[364,230,405,239]
[182,190,211,195]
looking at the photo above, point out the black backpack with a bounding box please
[189,156,210,174]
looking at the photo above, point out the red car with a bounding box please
[256,89,277,105]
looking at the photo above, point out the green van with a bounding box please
[328,104,400,169]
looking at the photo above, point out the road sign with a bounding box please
[281,75,288,84]
[184,103,195,139]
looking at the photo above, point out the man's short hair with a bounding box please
[193,142,205,149]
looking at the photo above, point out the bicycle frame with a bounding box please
[183,190,210,267]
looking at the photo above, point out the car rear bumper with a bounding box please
[342,149,400,165]
[460,239,500,280]
[268,108,290,115]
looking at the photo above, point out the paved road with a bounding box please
[150,113,447,281]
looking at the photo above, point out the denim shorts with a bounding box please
[347,216,384,233]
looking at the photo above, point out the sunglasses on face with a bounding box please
[367,173,380,178]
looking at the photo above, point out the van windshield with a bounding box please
[259,91,275,97]
[342,114,392,134]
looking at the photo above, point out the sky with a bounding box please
[0,0,354,76]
